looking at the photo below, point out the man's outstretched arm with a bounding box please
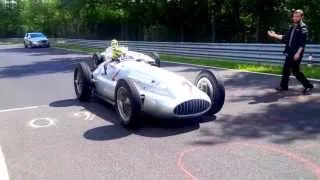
[267,30,284,41]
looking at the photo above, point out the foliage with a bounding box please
[0,0,319,43]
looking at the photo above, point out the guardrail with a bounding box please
[2,37,319,64]
[54,39,319,65]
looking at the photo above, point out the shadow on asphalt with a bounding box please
[0,45,89,56]
[165,63,320,145]
[49,98,216,141]
[0,57,91,78]
[192,94,320,146]
[230,89,319,104]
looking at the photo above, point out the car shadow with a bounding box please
[50,98,216,141]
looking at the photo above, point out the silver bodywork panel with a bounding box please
[92,48,212,118]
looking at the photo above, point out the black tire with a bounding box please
[24,42,27,48]
[194,69,225,115]
[115,79,142,129]
[149,52,160,67]
[92,52,104,69]
[74,62,92,101]
[28,42,34,48]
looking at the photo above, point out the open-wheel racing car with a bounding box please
[73,46,225,128]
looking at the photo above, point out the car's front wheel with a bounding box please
[194,69,225,115]
[115,79,142,129]
[74,62,92,101]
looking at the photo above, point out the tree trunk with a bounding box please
[143,25,147,41]
[211,13,215,42]
[180,24,184,42]
[208,0,216,42]
[121,23,125,40]
[255,15,260,42]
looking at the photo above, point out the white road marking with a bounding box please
[0,105,46,113]
[0,146,10,180]
[74,111,94,121]
[88,114,95,121]
[28,118,56,128]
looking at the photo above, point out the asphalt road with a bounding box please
[0,44,320,180]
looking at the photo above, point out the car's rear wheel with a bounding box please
[115,79,142,129]
[148,52,160,67]
[74,62,92,101]
[194,70,225,115]
[92,53,104,70]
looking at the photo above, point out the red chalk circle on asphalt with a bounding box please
[177,142,320,180]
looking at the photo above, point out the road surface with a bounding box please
[0,44,320,180]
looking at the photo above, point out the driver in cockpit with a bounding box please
[110,39,124,63]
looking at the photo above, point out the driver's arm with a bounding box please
[112,48,123,60]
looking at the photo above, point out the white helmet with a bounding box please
[111,39,118,48]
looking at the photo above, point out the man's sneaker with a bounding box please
[275,87,289,91]
[302,87,313,95]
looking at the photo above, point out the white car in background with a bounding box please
[23,32,50,48]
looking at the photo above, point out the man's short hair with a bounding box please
[292,9,304,16]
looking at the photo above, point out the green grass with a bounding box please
[0,41,19,45]
[54,42,320,79]
[160,54,320,79]
[54,43,104,53]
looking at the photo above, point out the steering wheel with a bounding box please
[118,54,127,61]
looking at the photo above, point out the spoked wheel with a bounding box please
[117,87,133,123]
[92,53,103,70]
[194,70,225,115]
[197,77,215,99]
[148,52,160,67]
[115,79,142,129]
[74,62,92,101]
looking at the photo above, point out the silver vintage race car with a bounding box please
[73,46,225,128]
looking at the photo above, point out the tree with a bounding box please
[0,0,320,43]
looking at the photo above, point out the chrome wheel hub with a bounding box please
[75,70,83,95]
[197,77,214,98]
[117,87,132,123]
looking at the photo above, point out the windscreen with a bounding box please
[30,33,45,38]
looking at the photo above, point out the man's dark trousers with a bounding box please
[280,54,313,90]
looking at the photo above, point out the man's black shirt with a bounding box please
[282,22,308,56]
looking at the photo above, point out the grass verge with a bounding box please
[54,43,320,79]
[0,41,19,45]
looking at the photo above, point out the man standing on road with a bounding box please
[267,9,314,94]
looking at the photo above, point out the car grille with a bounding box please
[174,99,210,115]
[41,40,47,43]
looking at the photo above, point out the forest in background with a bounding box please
[1,0,320,43]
